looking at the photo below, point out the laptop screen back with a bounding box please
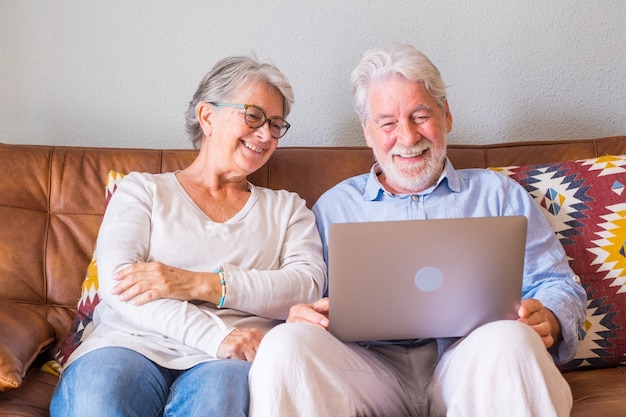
[327,216,527,342]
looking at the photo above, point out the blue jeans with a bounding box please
[50,347,251,417]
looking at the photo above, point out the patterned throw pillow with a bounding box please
[490,155,626,371]
[54,171,125,367]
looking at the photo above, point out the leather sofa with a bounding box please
[2,136,626,416]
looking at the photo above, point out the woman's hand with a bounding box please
[217,328,264,362]
[111,261,207,305]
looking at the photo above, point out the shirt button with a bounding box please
[412,195,419,201]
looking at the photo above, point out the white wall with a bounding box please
[1,0,624,149]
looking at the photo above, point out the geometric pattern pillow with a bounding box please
[54,171,125,367]
[490,155,626,371]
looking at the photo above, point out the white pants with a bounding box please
[249,320,572,417]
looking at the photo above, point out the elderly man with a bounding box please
[249,44,586,417]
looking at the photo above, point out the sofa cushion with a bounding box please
[0,301,56,392]
[54,171,125,367]
[490,155,626,371]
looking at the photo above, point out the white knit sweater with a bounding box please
[66,171,326,369]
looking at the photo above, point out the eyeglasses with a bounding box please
[209,103,290,139]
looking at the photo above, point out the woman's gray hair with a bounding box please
[185,55,294,149]
[350,44,447,124]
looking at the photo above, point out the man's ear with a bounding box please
[361,122,374,149]
[197,102,213,137]
[444,100,453,133]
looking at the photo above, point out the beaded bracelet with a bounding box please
[215,269,227,309]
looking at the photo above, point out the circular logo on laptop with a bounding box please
[414,266,444,292]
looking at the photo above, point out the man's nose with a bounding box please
[396,120,420,146]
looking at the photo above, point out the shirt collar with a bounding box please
[363,158,461,201]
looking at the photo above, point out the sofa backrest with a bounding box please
[1,135,625,356]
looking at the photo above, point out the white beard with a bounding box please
[374,142,446,193]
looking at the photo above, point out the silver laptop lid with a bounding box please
[328,216,527,342]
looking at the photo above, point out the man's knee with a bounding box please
[259,323,324,356]
[462,320,548,365]
[251,323,326,381]
[474,320,541,345]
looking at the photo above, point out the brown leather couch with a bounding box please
[2,136,626,416]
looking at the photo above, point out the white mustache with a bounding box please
[389,145,428,158]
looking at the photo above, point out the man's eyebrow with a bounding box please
[374,114,396,124]
[373,104,434,124]
[411,104,433,113]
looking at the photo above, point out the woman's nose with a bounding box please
[255,121,274,141]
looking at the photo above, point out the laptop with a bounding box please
[327,216,527,342]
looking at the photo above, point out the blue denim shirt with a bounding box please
[312,158,586,364]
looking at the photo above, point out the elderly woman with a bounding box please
[50,56,326,417]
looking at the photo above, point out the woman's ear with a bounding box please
[197,102,213,137]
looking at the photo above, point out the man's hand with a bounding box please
[217,328,264,362]
[517,298,562,348]
[287,297,330,329]
[111,261,202,305]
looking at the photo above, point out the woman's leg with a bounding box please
[164,359,251,417]
[50,347,173,417]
